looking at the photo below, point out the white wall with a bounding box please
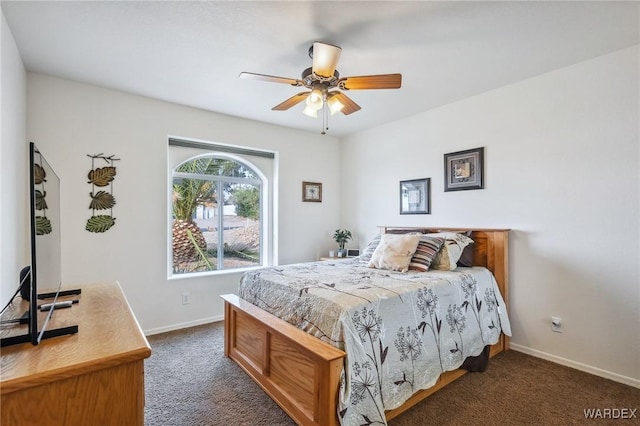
[26,73,340,334]
[0,11,28,308]
[7,16,638,387]
[340,46,640,385]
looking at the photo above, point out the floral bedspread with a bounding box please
[238,258,511,426]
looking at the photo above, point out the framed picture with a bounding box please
[347,249,360,257]
[444,147,484,191]
[302,181,322,202]
[400,178,431,214]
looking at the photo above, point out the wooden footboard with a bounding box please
[222,228,510,425]
[222,294,345,426]
[223,295,507,426]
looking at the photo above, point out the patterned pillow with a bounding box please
[409,236,445,272]
[367,233,421,273]
[427,232,474,271]
[360,234,382,261]
[440,230,474,267]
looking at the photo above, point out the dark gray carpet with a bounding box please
[145,321,639,426]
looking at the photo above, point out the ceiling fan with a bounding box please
[239,42,402,134]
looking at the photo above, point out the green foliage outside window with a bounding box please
[233,187,260,220]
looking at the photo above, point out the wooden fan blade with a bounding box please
[312,42,342,78]
[239,72,303,86]
[272,92,309,111]
[331,92,361,115]
[338,74,402,90]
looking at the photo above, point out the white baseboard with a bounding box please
[143,315,224,336]
[510,343,640,389]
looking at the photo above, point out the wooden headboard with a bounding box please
[378,226,510,314]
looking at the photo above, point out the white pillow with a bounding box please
[426,232,474,271]
[367,233,421,272]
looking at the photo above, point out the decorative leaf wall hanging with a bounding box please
[85,215,116,233]
[89,191,116,210]
[33,163,46,185]
[35,216,52,235]
[35,190,48,211]
[86,153,120,233]
[87,166,117,187]
[33,149,52,235]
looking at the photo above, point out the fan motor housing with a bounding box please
[301,67,340,87]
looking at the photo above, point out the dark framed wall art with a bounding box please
[444,147,484,191]
[302,181,322,202]
[400,178,431,214]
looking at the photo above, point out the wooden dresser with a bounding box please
[0,282,151,426]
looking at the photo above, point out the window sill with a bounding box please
[167,265,265,281]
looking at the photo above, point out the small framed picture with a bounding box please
[444,147,484,191]
[302,181,322,202]
[347,249,360,257]
[400,178,431,214]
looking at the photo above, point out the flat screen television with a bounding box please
[0,143,78,347]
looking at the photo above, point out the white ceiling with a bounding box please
[2,1,638,137]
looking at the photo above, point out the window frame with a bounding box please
[169,151,268,278]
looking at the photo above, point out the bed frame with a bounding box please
[222,227,509,426]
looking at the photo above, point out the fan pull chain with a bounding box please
[321,98,328,135]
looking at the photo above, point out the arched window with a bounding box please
[171,154,264,275]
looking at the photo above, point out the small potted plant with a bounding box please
[333,228,352,257]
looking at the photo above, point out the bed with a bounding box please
[222,227,510,426]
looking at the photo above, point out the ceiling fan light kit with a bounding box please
[306,88,324,110]
[327,94,344,115]
[302,105,318,118]
[309,42,342,78]
[239,41,402,134]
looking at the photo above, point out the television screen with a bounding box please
[29,143,64,344]
[31,143,62,293]
[1,143,76,347]
[29,142,62,345]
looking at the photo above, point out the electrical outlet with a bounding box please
[182,292,190,305]
[551,316,562,333]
